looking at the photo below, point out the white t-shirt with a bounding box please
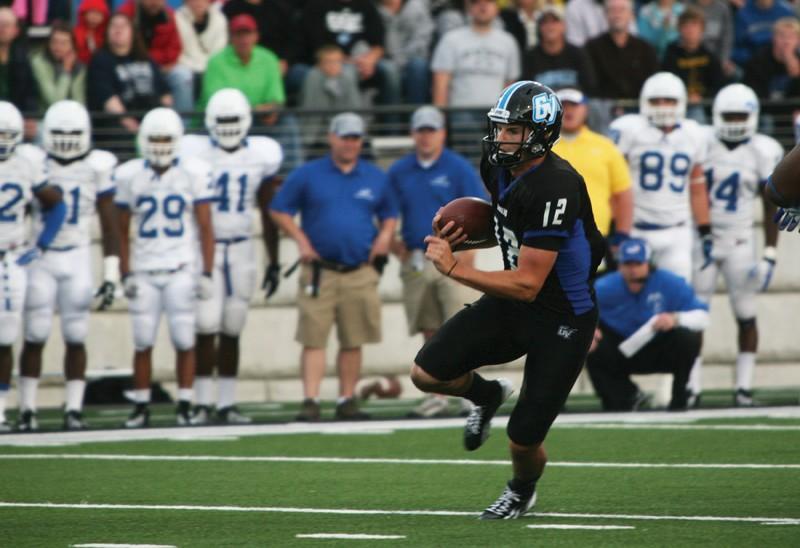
[114,157,214,272]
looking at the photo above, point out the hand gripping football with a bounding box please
[436,197,497,251]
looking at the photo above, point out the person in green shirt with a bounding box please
[30,21,87,109]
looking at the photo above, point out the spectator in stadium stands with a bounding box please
[499,0,542,52]
[565,0,613,47]
[552,88,632,256]
[431,0,520,122]
[732,0,795,68]
[522,6,597,93]
[30,20,87,108]
[388,105,484,418]
[744,17,800,98]
[378,0,434,104]
[87,13,171,134]
[0,7,37,136]
[431,0,468,42]
[587,238,708,411]
[293,0,401,108]
[118,0,194,113]
[200,14,303,169]
[689,0,735,77]
[638,0,685,60]
[175,0,227,97]
[662,7,725,121]
[221,0,297,75]
[73,0,109,64]
[269,112,398,422]
[299,45,364,151]
[585,0,659,100]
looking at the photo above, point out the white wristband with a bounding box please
[104,255,121,284]
[763,246,777,261]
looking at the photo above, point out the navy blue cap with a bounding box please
[618,238,651,263]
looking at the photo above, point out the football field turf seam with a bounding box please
[1,501,798,525]
[1,453,798,470]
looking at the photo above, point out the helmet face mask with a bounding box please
[138,107,184,168]
[639,72,687,129]
[712,83,759,142]
[205,88,252,150]
[484,81,562,167]
[0,101,23,161]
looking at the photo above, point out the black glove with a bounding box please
[698,224,713,270]
[372,255,388,275]
[261,263,281,298]
[95,281,116,310]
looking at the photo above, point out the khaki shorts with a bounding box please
[400,251,478,335]
[296,264,382,348]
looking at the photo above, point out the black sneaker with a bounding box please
[217,406,253,424]
[734,388,759,407]
[176,401,192,426]
[295,398,321,422]
[63,410,88,430]
[124,404,150,428]
[464,378,513,451]
[16,410,39,432]
[480,481,537,520]
[335,398,370,421]
[190,405,212,426]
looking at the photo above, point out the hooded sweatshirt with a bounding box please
[73,0,110,64]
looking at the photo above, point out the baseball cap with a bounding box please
[229,14,257,33]
[556,88,586,105]
[538,5,564,23]
[329,112,365,137]
[411,106,445,131]
[618,238,651,264]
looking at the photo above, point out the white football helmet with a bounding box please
[0,101,23,160]
[639,72,687,129]
[712,84,759,142]
[43,100,92,160]
[138,107,184,168]
[205,88,252,149]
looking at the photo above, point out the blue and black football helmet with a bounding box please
[483,81,563,167]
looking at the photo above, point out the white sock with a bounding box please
[19,377,39,412]
[194,376,214,406]
[65,380,86,412]
[687,357,703,395]
[134,388,151,404]
[217,377,236,409]
[177,388,193,403]
[0,385,7,422]
[735,352,756,391]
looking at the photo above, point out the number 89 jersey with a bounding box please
[114,157,214,272]
[178,135,283,240]
[610,114,708,226]
[480,152,605,316]
[704,130,783,233]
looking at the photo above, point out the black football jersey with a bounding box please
[480,151,606,316]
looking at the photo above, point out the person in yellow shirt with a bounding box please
[552,88,633,257]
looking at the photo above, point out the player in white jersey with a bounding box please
[16,101,120,431]
[610,72,713,281]
[115,108,215,428]
[688,84,783,407]
[0,102,66,432]
[179,88,283,425]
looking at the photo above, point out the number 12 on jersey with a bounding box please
[542,198,567,227]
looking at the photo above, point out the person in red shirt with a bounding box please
[117,0,193,113]
[73,0,109,64]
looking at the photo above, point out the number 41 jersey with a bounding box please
[179,135,283,240]
[480,152,605,316]
[610,114,708,227]
[114,158,214,272]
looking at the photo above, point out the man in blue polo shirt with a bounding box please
[270,112,398,422]
[388,105,487,418]
[587,238,709,411]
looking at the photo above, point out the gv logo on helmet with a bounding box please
[531,92,560,126]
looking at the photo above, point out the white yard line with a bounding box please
[526,524,635,530]
[0,453,798,470]
[1,501,797,525]
[295,534,406,540]
[71,544,177,548]
[1,406,798,446]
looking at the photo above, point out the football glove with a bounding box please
[774,207,800,232]
[750,246,777,292]
[372,255,388,275]
[16,247,42,266]
[95,256,120,310]
[261,263,281,298]
[197,272,214,300]
[122,274,138,300]
[698,225,713,270]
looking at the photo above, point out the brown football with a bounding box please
[436,197,497,251]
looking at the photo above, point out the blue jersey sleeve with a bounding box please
[270,166,306,215]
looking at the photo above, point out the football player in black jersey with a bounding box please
[410,81,606,519]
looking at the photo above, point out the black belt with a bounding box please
[315,259,362,273]
[634,221,686,231]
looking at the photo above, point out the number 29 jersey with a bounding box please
[610,114,708,227]
[480,152,605,316]
[113,158,214,272]
[179,135,283,241]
